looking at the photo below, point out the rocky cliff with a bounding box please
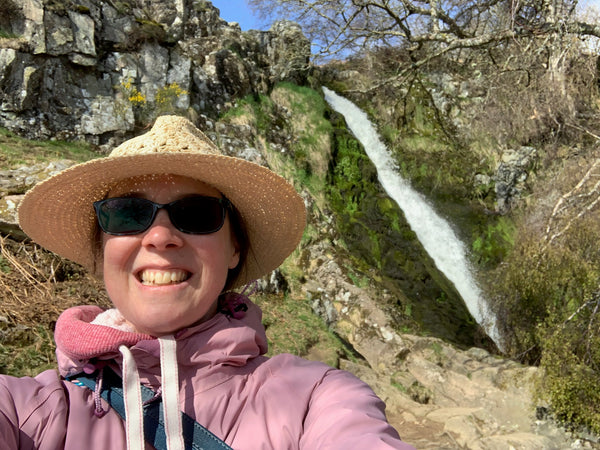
[0,0,310,143]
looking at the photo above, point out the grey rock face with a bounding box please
[494,146,538,213]
[0,0,311,142]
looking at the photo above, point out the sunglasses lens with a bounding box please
[95,198,155,235]
[169,197,226,234]
[94,196,228,235]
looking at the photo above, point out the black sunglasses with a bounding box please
[93,196,230,236]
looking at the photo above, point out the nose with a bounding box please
[140,209,184,249]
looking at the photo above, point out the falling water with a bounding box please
[323,87,501,346]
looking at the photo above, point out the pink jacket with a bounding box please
[0,301,414,449]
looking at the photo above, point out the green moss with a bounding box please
[431,341,443,356]
[0,256,11,273]
[74,4,91,13]
[0,30,19,39]
[471,216,516,267]
[344,264,370,288]
[134,18,167,41]
[391,379,407,392]
[111,1,132,15]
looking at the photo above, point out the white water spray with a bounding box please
[323,87,501,346]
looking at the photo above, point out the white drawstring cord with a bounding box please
[119,345,144,450]
[119,338,184,450]
[159,335,185,450]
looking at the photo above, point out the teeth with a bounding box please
[140,269,189,285]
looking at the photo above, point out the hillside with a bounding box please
[1,82,598,448]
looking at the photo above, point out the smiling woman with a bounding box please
[1,115,415,449]
[99,175,241,336]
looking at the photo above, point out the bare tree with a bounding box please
[248,0,600,149]
[248,0,600,68]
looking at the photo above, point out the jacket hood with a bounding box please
[54,300,269,379]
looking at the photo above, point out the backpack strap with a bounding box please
[68,367,232,450]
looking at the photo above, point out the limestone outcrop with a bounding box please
[0,0,310,143]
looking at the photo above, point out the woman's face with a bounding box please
[101,174,240,336]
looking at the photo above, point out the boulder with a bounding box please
[494,146,538,214]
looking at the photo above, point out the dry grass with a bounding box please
[0,236,110,331]
[0,236,111,376]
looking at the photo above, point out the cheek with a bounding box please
[195,235,238,277]
[101,238,137,310]
[101,237,117,268]
[101,236,136,274]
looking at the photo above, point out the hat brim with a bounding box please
[18,152,306,288]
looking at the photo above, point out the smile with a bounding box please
[139,269,191,286]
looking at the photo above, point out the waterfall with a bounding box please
[323,87,501,346]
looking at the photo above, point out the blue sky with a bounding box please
[210,0,264,30]
[210,0,600,30]
[582,0,600,11]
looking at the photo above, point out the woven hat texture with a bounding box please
[18,115,306,288]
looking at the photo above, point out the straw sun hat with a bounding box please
[18,115,306,288]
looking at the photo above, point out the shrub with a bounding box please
[540,312,600,434]
[155,82,188,115]
[492,224,598,360]
[118,78,188,125]
[492,214,600,430]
